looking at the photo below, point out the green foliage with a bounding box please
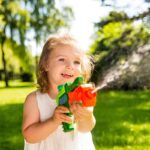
[91,22,133,53]
[26,0,73,43]
[91,21,150,54]
[0,0,73,86]
[0,0,30,44]
[90,11,150,87]
[0,40,20,72]
[20,72,33,82]
[2,38,34,72]
[96,11,128,28]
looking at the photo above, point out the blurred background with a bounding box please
[0,0,150,149]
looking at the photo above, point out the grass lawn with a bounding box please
[93,90,150,150]
[0,81,36,150]
[0,81,150,150]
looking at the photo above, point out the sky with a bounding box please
[56,0,111,51]
[30,0,150,55]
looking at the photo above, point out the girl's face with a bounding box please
[46,45,83,88]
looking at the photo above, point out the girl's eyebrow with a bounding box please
[55,55,81,59]
[55,55,66,58]
[55,54,67,57]
[55,55,65,57]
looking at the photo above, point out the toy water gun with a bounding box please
[56,76,96,132]
[56,76,83,132]
[68,84,96,107]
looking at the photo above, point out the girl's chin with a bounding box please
[59,78,75,85]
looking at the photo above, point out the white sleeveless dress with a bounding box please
[24,91,95,150]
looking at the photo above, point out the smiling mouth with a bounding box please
[61,73,73,78]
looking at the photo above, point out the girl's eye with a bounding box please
[74,60,81,64]
[58,58,65,62]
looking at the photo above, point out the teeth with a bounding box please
[61,73,73,77]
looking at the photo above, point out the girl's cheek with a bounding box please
[76,65,82,72]
[75,69,82,76]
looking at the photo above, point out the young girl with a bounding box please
[22,33,96,150]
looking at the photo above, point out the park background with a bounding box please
[0,0,150,149]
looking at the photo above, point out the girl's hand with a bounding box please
[70,102,93,122]
[52,106,72,125]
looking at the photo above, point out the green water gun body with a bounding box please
[56,76,84,132]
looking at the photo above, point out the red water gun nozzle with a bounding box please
[68,84,96,107]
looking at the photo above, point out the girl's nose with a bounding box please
[66,62,73,70]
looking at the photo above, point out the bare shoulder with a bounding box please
[23,91,39,113]
[23,91,39,115]
[25,91,36,103]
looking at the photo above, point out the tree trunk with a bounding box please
[1,35,9,87]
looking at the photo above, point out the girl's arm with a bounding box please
[22,92,71,143]
[70,104,96,132]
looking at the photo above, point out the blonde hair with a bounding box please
[37,33,94,93]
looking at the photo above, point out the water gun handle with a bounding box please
[56,76,84,132]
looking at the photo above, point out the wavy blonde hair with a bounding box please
[37,33,94,93]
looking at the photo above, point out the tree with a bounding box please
[23,0,73,70]
[90,10,150,89]
[0,0,30,87]
[0,0,73,87]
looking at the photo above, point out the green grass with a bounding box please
[93,90,150,150]
[0,81,150,150]
[0,81,35,150]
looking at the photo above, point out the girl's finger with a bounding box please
[60,115,72,123]
[56,106,69,113]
